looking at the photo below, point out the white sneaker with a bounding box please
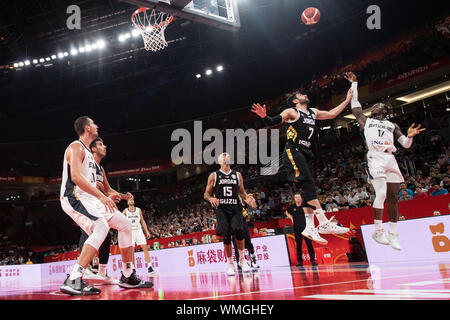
[238,260,252,273]
[83,268,103,280]
[97,274,119,285]
[371,229,390,245]
[317,219,349,235]
[226,264,236,276]
[388,232,402,251]
[302,226,328,245]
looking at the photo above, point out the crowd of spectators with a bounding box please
[0,233,33,265]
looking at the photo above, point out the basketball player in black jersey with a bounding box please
[79,137,133,284]
[251,89,353,245]
[204,153,257,275]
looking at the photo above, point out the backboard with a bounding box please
[122,0,240,32]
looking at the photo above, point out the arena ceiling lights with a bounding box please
[195,65,224,79]
[11,39,107,70]
[395,80,450,104]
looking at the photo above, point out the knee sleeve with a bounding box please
[371,178,387,209]
[234,230,244,241]
[108,212,133,248]
[79,230,89,251]
[84,218,109,251]
[98,232,111,264]
[302,179,317,203]
[223,235,232,245]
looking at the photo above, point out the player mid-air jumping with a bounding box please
[344,72,425,250]
[251,89,353,245]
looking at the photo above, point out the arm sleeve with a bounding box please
[351,82,362,109]
[263,114,283,125]
[397,135,413,149]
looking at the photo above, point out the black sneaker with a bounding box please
[250,255,260,269]
[148,266,157,276]
[60,274,101,296]
[118,270,153,289]
[311,260,318,267]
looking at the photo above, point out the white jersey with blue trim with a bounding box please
[60,140,97,199]
[363,118,397,154]
[125,207,142,231]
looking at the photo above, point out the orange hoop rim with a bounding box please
[131,7,174,30]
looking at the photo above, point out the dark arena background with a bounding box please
[0,0,449,309]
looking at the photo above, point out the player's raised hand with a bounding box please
[344,71,357,82]
[407,123,426,137]
[100,195,117,213]
[251,103,267,119]
[245,194,257,209]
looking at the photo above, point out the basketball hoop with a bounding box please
[131,7,173,52]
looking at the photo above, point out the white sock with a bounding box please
[374,219,383,231]
[238,250,245,263]
[389,222,397,234]
[98,264,107,277]
[122,261,134,278]
[305,213,315,228]
[69,263,84,280]
[227,256,234,267]
[314,208,329,225]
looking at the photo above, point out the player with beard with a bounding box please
[79,137,134,284]
[251,90,353,245]
[344,72,425,250]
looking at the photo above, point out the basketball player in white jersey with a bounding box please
[344,72,425,250]
[123,198,156,276]
[60,116,152,295]
[81,137,134,284]
[251,89,353,245]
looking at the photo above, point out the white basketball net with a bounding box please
[132,8,173,52]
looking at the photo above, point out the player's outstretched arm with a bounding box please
[251,103,297,125]
[394,123,426,149]
[344,72,367,129]
[313,88,353,120]
[204,173,219,207]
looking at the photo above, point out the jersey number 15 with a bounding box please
[224,186,233,196]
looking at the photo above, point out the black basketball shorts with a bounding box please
[215,205,245,236]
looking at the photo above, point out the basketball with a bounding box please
[301,7,321,25]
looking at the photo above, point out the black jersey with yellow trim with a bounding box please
[285,107,317,149]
